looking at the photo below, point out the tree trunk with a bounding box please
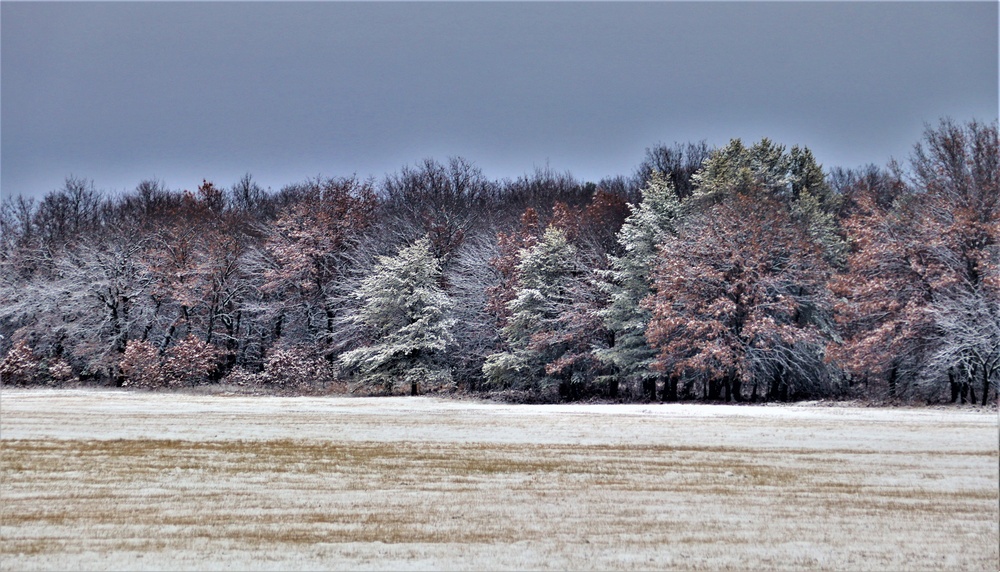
[643,377,656,402]
[982,368,991,406]
[768,365,784,401]
[274,314,283,339]
[224,312,239,371]
[707,377,721,401]
[663,375,678,402]
[206,307,216,345]
[325,300,337,337]
[161,323,176,351]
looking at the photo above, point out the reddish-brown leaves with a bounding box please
[645,195,829,385]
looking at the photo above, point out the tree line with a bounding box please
[1,119,996,404]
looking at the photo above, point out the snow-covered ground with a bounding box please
[1,388,997,570]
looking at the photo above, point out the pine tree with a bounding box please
[339,238,455,394]
[692,138,844,264]
[595,171,682,399]
[482,226,578,394]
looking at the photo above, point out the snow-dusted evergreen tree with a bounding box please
[483,226,579,394]
[691,138,845,264]
[595,171,682,399]
[338,237,455,394]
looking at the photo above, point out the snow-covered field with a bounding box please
[1,389,997,571]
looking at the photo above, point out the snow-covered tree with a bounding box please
[163,334,219,386]
[925,287,999,404]
[120,335,219,388]
[259,177,376,349]
[831,119,999,402]
[483,226,580,396]
[119,339,164,388]
[0,229,157,382]
[692,138,845,264]
[645,195,836,402]
[339,238,455,394]
[595,171,682,399]
[446,230,509,390]
[262,347,333,387]
[47,358,75,383]
[0,340,41,385]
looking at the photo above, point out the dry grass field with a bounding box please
[1,389,997,571]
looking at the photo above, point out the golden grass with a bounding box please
[3,437,996,555]
[1,392,997,572]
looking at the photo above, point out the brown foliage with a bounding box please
[120,340,163,388]
[485,208,541,328]
[827,191,939,384]
[645,195,831,400]
[0,340,41,385]
[163,334,220,386]
[830,119,999,400]
[121,335,219,388]
[262,347,333,387]
[263,177,376,296]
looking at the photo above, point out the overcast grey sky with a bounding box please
[2,2,997,199]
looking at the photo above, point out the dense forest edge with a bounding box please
[1,118,997,406]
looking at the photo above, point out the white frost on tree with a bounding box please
[595,171,681,397]
[691,138,845,264]
[483,226,579,393]
[924,287,1000,404]
[338,237,455,394]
